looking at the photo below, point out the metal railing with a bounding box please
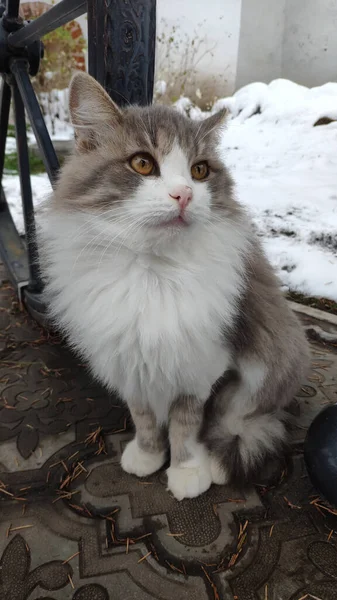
[0,0,156,322]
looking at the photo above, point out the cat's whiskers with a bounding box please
[70,206,176,270]
[70,213,137,276]
[70,203,142,244]
[108,215,154,267]
[62,207,120,246]
[95,215,150,273]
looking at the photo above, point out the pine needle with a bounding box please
[62,551,80,564]
[138,551,152,563]
[10,525,34,532]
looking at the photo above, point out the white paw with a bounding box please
[210,456,229,485]
[121,438,166,477]
[167,452,212,501]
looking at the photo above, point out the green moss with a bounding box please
[7,124,16,138]
[4,151,46,175]
[6,123,31,138]
[287,291,337,315]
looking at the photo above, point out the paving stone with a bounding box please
[0,274,337,600]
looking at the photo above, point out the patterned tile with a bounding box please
[0,272,336,600]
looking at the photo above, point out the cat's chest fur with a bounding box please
[45,223,246,423]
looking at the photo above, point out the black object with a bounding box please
[11,59,60,185]
[304,404,337,507]
[0,0,156,323]
[7,0,86,47]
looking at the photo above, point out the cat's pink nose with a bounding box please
[169,185,193,211]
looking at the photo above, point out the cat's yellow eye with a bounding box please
[130,153,155,176]
[191,161,209,181]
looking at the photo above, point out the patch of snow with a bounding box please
[2,175,52,234]
[174,96,194,115]
[217,78,337,301]
[223,78,337,125]
[38,89,73,138]
[174,96,204,120]
[154,80,167,97]
[5,137,16,154]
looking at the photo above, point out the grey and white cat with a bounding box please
[37,72,310,500]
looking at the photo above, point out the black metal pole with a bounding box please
[87,0,103,86]
[8,0,86,48]
[11,60,60,186]
[12,79,42,291]
[5,0,20,19]
[0,77,11,186]
[87,0,156,106]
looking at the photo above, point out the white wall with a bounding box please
[76,13,88,71]
[236,0,286,89]
[283,0,337,87]
[156,0,242,97]
[157,0,337,97]
[236,0,337,89]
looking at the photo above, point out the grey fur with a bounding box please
[201,243,310,484]
[169,396,205,466]
[128,405,167,455]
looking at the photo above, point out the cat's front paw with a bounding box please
[167,458,212,501]
[121,438,166,477]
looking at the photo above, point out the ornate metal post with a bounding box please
[87,0,156,106]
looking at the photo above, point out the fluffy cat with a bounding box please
[37,72,310,501]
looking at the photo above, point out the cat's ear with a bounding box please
[198,108,228,141]
[69,71,123,153]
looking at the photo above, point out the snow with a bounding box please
[217,79,337,301]
[2,78,337,301]
[154,79,167,97]
[3,174,52,234]
[38,89,73,138]
[177,79,337,301]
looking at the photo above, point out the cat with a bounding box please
[37,71,310,501]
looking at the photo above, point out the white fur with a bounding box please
[210,456,229,485]
[121,438,166,477]
[240,360,267,396]
[167,443,212,500]
[38,145,250,425]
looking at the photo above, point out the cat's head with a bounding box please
[57,72,236,250]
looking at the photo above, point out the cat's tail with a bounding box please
[202,406,289,487]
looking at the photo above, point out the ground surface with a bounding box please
[0,266,337,600]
